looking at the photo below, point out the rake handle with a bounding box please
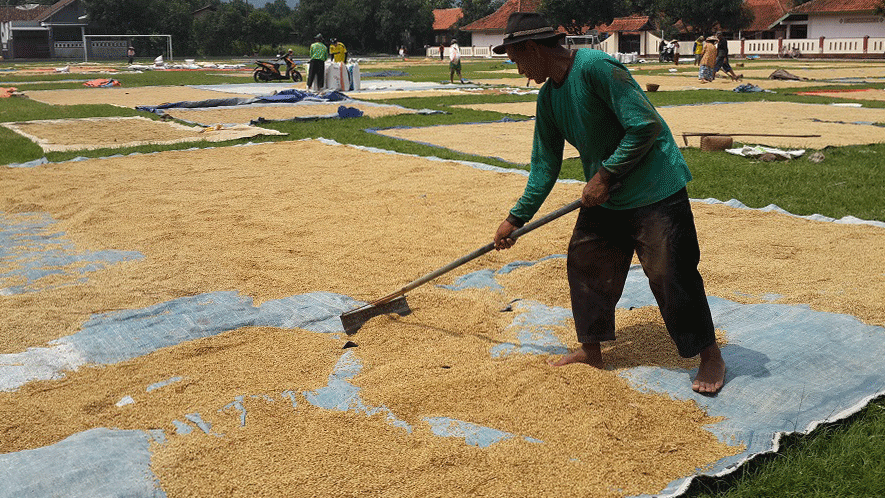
[367,199,583,307]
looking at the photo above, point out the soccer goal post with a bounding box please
[81,34,173,63]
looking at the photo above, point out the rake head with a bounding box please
[340,296,412,335]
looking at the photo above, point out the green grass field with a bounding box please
[1,57,884,497]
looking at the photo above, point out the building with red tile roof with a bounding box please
[596,15,655,34]
[432,7,463,45]
[460,0,541,50]
[431,0,884,58]
[792,0,884,13]
[773,0,885,39]
[594,15,657,55]
[742,0,794,38]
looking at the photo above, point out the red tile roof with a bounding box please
[433,8,463,31]
[793,0,882,13]
[744,0,793,31]
[38,0,79,22]
[461,0,541,32]
[596,15,654,33]
[0,4,49,22]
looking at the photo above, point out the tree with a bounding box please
[83,0,206,55]
[657,0,753,35]
[263,0,293,18]
[246,10,280,52]
[540,0,630,35]
[427,0,457,8]
[293,0,432,53]
[192,0,254,55]
[83,0,163,34]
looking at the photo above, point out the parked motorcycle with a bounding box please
[253,53,302,82]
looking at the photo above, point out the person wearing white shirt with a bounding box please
[449,40,464,84]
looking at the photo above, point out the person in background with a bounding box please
[127,46,135,65]
[329,38,347,63]
[670,39,680,65]
[439,43,445,61]
[698,36,718,83]
[693,36,704,66]
[449,39,464,84]
[713,32,743,81]
[307,34,328,91]
[491,12,726,395]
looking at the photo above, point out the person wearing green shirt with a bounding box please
[491,13,725,395]
[308,34,328,91]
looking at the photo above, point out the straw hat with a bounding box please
[492,12,565,54]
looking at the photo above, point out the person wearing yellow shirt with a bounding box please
[693,36,704,66]
[329,39,347,63]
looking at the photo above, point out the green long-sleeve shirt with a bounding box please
[510,49,691,223]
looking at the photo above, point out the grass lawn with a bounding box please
[1,56,884,497]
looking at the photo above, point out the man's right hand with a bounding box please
[582,169,613,207]
[494,219,517,250]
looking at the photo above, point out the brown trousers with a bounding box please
[567,188,715,358]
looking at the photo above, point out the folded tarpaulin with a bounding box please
[732,83,773,93]
[135,90,349,114]
[337,106,364,118]
[768,69,804,80]
[83,79,121,88]
[253,89,348,103]
[136,97,254,113]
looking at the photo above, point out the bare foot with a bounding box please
[693,344,726,395]
[550,343,603,368]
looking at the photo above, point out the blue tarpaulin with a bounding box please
[2,199,884,497]
[135,90,348,115]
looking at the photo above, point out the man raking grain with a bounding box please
[491,13,726,395]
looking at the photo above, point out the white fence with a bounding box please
[427,36,885,59]
[54,40,127,59]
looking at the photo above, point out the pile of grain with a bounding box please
[3,139,884,496]
[376,120,580,163]
[451,101,537,116]
[1,116,283,152]
[164,101,417,125]
[798,89,885,102]
[737,65,885,80]
[423,101,885,149]
[351,89,473,100]
[24,86,249,107]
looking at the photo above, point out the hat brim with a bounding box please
[492,32,565,54]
